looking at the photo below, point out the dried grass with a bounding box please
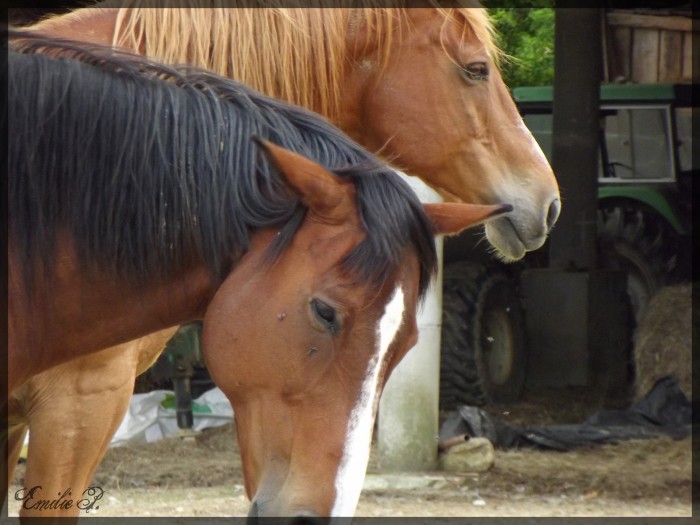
[633,284,692,401]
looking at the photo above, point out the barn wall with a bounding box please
[605,11,695,84]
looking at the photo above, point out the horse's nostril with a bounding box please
[288,512,325,525]
[546,197,561,231]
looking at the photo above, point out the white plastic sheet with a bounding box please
[111,387,234,446]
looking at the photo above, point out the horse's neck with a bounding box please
[8,243,214,393]
[28,7,117,46]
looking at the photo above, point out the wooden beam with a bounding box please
[607,12,692,33]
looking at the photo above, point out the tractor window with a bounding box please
[601,106,674,182]
[521,105,676,182]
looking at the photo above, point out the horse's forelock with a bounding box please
[450,6,502,66]
[331,167,438,301]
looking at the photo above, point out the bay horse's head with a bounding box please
[340,4,561,261]
[203,141,509,520]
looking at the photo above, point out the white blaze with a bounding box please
[519,116,550,166]
[331,286,405,518]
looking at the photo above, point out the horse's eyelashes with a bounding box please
[461,62,489,82]
[311,298,340,335]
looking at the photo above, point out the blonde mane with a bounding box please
[108,1,499,121]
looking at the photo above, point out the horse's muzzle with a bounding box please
[287,513,326,525]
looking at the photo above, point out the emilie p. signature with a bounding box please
[15,486,104,513]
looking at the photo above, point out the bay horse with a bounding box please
[6,31,511,519]
[9,2,561,519]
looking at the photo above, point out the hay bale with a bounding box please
[633,284,692,400]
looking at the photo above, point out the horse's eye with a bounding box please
[461,62,489,82]
[311,298,339,334]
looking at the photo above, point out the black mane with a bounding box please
[8,29,437,297]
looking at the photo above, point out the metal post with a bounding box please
[548,7,602,270]
[523,8,631,401]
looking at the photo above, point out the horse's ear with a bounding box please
[253,137,354,222]
[424,202,513,236]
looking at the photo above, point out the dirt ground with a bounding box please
[7,286,693,518]
[8,389,692,518]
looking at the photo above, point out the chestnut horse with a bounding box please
[6,32,511,519]
[8,2,560,519]
[26,1,560,254]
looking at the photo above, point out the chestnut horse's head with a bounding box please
[105,2,556,261]
[341,5,560,261]
[203,141,510,520]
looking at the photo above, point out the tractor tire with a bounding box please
[440,262,527,411]
[597,203,677,323]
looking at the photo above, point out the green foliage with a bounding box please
[483,3,555,88]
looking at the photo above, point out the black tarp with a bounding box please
[439,376,693,451]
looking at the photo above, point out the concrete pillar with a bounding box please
[376,172,443,471]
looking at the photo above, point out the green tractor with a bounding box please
[439,83,694,410]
